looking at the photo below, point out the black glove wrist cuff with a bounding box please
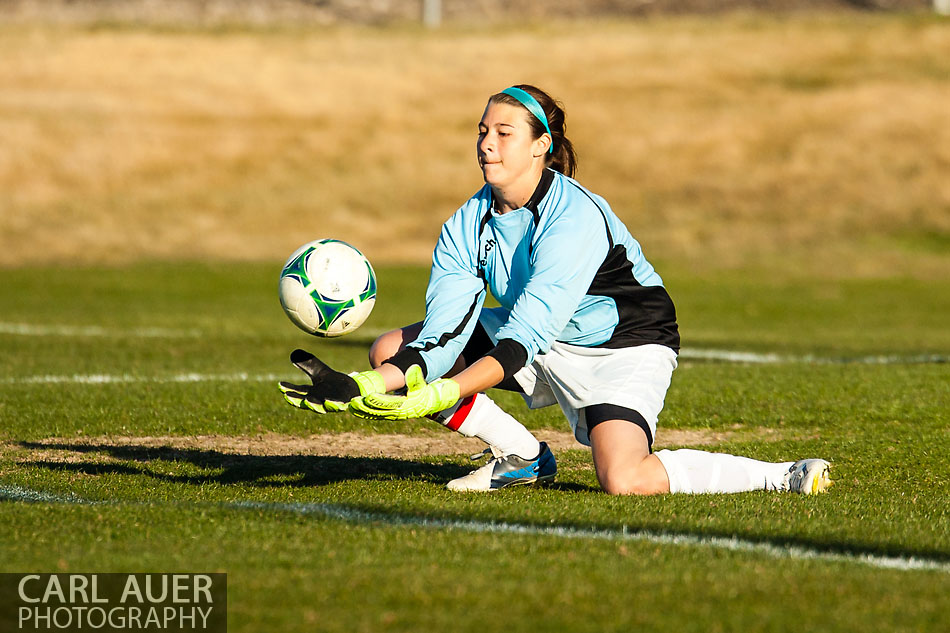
[386,347,428,378]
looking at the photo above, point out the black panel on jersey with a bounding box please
[524,168,555,223]
[563,179,679,353]
[585,244,681,352]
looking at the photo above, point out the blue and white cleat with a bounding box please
[783,459,833,494]
[447,442,557,492]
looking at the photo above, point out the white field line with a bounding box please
[0,322,390,341]
[1,373,285,385]
[4,355,947,386]
[2,352,946,386]
[1,484,947,574]
[0,322,203,338]
[2,321,946,365]
[678,349,949,365]
[0,349,950,385]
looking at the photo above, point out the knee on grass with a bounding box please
[598,466,666,496]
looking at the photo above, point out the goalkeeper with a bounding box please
[281,85,832,495]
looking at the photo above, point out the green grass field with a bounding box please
[1,262,948,632]
[2,10,948,629]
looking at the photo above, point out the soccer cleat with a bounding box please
[447,442,557,492]
[783,459,833,494]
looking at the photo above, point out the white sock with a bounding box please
[655,449,794,494]
[429,393,540,459]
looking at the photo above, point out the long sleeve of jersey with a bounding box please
[402,201,488,382]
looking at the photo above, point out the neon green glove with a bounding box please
[349,365,460,420]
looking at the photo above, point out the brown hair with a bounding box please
[489,84,577,178]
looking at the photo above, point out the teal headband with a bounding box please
[501,87,554,154]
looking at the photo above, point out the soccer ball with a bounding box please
[278,239,377,337]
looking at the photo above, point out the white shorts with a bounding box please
[478,308,678,447]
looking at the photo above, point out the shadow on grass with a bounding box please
[17,440,472,488]
[8,441,950,563]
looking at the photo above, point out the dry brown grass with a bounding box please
[1,14,948,277]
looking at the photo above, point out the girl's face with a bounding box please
[477,101,550,191]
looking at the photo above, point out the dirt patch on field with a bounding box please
[3,426,795,462]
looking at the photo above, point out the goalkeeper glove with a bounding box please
[349,365,460,421]
[278,348,385,414]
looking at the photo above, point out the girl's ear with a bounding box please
[533,133,552,157]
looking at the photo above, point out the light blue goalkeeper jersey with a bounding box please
[407,169,679,382]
